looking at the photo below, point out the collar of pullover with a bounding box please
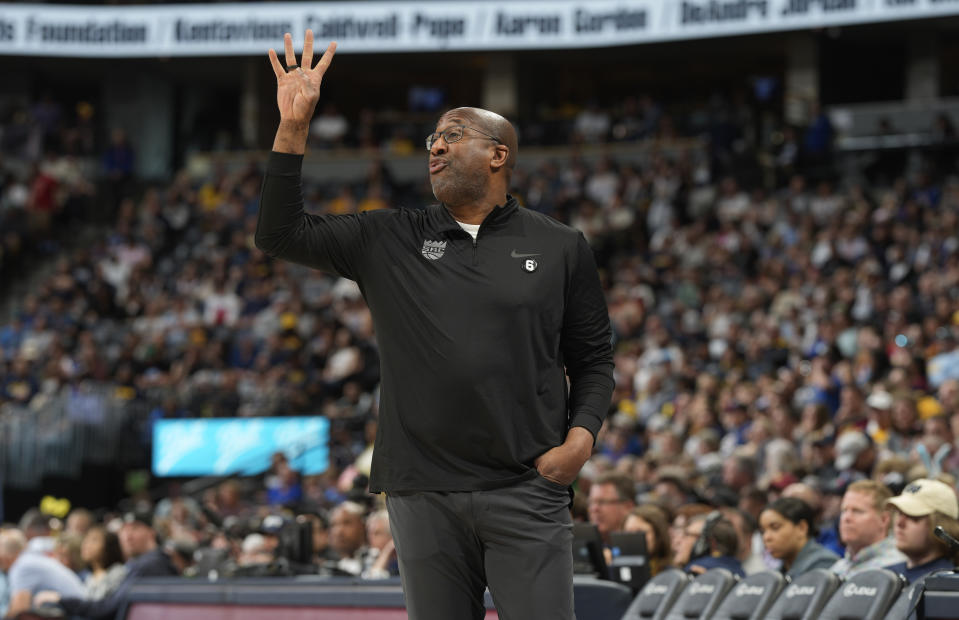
[428,195,519,234]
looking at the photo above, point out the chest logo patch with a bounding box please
[421,239,447,260]
[523,258,538,273]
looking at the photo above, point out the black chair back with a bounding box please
[620,569,689,620]
[764,568,840,620]
[818,568,904,620]
[662,568,737,620]
[710,570,786,620]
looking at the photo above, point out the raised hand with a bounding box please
[268,30,336,153]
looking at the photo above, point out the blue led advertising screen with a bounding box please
[152,417,329,477]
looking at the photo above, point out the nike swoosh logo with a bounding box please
[511,250,541,258]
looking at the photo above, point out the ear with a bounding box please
[798,519,809,538]
[490,144,509,173]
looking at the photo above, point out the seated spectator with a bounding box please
[79,526,127,600]
[328,501,369,576]
[760,497,839,578]
[238,533,274,567]
[885,479,959,583]
[782,482,843,555]
[64,509,95,538]
[623,504,673,575]
[362,510,398,579]
[830,480,906,578]
[265,453,303,508]
[588,472,637,545]
[674,512,745,577]
[41,510,178,620]
[721,507,766,575]
[52,534,84,576]
[0,529,85,619]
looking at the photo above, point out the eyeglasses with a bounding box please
[425,125,501,151]
[587,498,628,507]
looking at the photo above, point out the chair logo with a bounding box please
[842,584,877,597]
[785,585,815,598]
[689,583,715,595]
[421,239,447,260]
[644,584,668,595]
[735,584,764,597]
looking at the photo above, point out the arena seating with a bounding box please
[886,582,919,620]
[662,568,736,620]
[709,570,786,620]
[817,568,903,620]
[763,569,840,620]
[620,567,916,620]
[621,569,690,620]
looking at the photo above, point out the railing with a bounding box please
[0,381,152,489]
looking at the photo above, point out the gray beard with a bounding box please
[430,167,487,208]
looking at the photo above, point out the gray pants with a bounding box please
[385,473,574,620]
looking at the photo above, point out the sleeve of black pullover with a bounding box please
[255,151,367,280]
[562,233,615,439]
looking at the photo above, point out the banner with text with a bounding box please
[0,0,955,57]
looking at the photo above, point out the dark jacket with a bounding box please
[58,548,177,620]
[786,539,840,579]
[257,152,615,493]
[886,556,955,584]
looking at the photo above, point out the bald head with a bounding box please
[781,483,822,513]
[439,107,518,178]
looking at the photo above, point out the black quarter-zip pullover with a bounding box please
[256,152,614,492]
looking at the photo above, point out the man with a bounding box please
[885,478,959,583]
[721,452,757,493]
[782,481,842,555]
[328,501,369,576]
[829,480,906,577]
[42,510,178,619]
[363,509,398,579]
[0,529,85,619]
[834,430,876,475]
[588,472,637,544]
[257,31,613,620]
[673,512,744,577]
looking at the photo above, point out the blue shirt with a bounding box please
[8,551,86,598]
[886,556,956,584]
[686,554,746,578]
[0,571,9,617]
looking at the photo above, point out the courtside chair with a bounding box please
[818,568,904,620]
[885,582,920,620]
[764,568,840,620]
[662,568,737,620]
[709,570,786,620]
[620,568,690,620]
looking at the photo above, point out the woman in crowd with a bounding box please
[623,504,673,576]
[759,497,839,578]
[79,526,127,600]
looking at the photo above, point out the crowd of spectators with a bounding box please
[2,86,959,616]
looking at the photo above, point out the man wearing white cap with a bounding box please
[885,479,959,584]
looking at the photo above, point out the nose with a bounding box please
[430,134,448,156]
